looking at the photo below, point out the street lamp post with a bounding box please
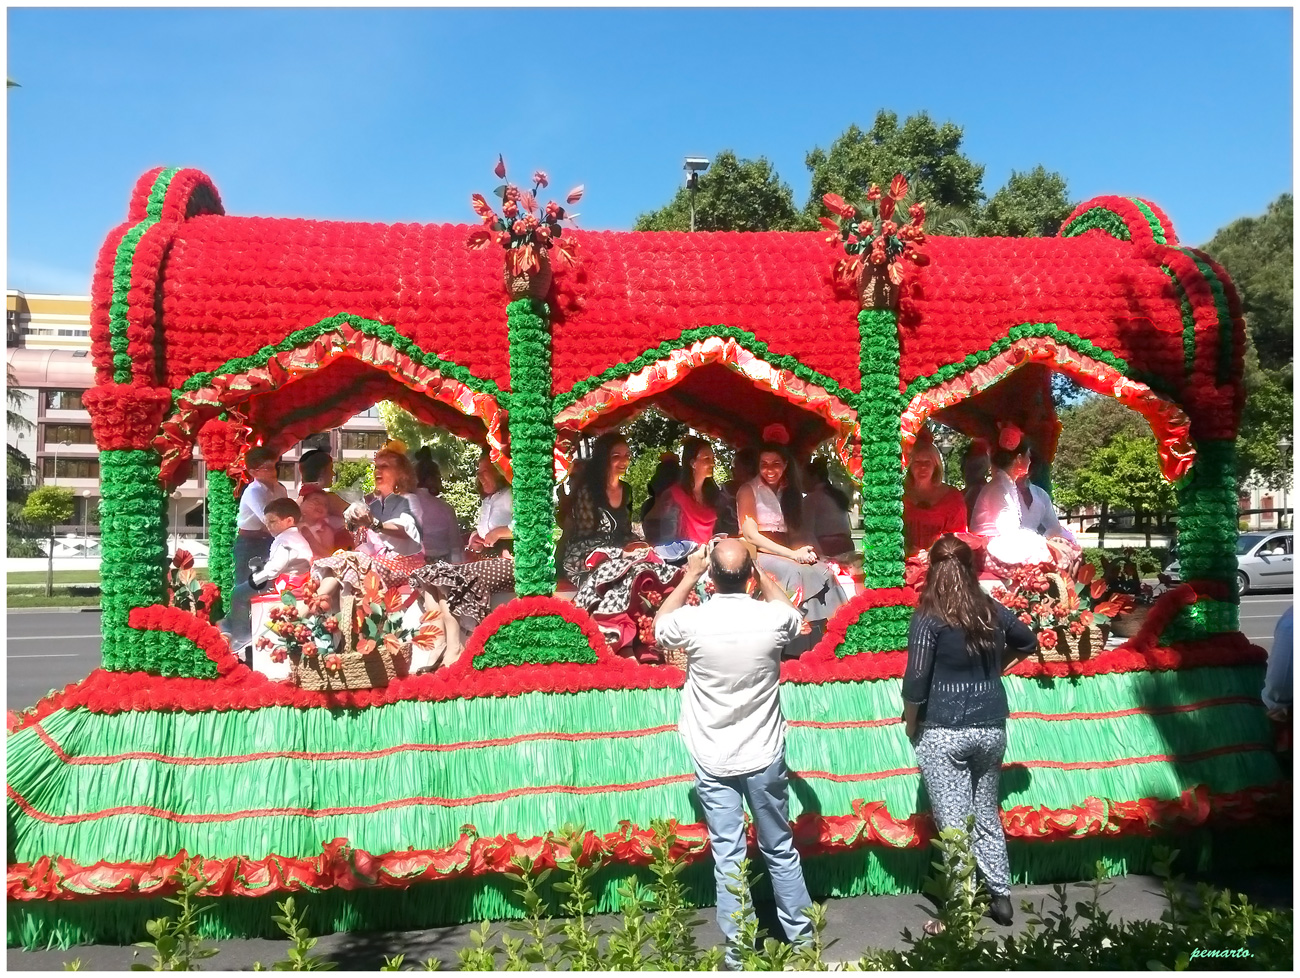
[1277,435,1292,529]
[80,488,91,549]
[683,157,710,232]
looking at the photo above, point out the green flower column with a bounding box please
[99,449,170,670]
[506,296,556,596]
[1167,439,1240,640]
[206,468,238,617]
[857,307,906,588]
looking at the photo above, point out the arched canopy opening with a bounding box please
[156,327,507,487]
[553,335,860,478]
[901,334,1195,481]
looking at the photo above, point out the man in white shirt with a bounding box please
[654,539,813,968]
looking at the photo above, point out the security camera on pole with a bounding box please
[683,157,710,232]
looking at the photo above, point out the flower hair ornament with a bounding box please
[996,421,1024,451]
[761,423,791,446]
[379,438,408,455]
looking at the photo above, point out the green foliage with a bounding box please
[1238,336,1293,491]
[804,110,987,225]
[1052,394,1150,492]
[1080,546,1170,578]
[21,484,75,527]
[1202,192,1292,372]
[331,459,374,496]
[251,896,336,971]
[975,165,1073,237]
[634,150,803,232]
[129,867,220,971]
[1054,432,1175,518]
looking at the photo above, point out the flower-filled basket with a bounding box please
[990,562,1131,663]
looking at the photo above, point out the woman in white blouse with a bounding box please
[467,453,513,555]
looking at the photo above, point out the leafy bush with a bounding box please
[1081,546,1170,577]
[101,820,1291,971]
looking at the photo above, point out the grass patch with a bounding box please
[7,568,210,586]
[8,587,103,609]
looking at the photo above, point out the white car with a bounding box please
[1164,530,1293,595]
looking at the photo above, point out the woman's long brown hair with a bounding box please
[916,534,1002,658]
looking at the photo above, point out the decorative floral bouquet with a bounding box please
[990,561,1133,653]
[467,155,584,276]
[820,173,929,289]
[165,550,221,621]
[255,579,342,670]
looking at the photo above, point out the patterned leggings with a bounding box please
[913,724,1011,896]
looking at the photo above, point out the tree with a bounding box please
[975,165,1073,237]
[1055,433,1176,546]
[803,111,986,225]
[22,485,74,596]
[1202,193,1292,371]
[1052,395,1150,490]
[633,151,802,232]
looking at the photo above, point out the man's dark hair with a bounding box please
[263,497,301,523]
[709,548,754,594]
[299,449,333,484]
[245,447,278,471]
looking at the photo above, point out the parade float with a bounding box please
[7,165,1287,948]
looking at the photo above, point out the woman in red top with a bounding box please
[651,437,724,544]
[903,431,967,555]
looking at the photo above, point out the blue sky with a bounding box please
[8,6,1293,295]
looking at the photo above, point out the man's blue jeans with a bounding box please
[224,532,272,650]
[694,754,813,965]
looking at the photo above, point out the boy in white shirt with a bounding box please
[249,498,314,591]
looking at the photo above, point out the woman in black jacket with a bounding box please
[901,533,1038,927]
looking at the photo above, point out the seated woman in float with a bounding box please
[970,425,1069,578]
[645,437,724,546]
[903,430,967,555]
[467,453,513,556]
[736,439,846,649]
[804,457,856,560]
[560,432,680,656]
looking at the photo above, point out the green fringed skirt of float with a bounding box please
[7,665,1285,948]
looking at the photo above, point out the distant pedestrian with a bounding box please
[1263,605,1292,772]
[902,533,1038,929]
[654,538,813,968]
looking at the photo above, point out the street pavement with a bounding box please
[7,593,1292,712]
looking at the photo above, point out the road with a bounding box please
[6,594,1293,712]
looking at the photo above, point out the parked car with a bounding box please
[1163,530,1293,594]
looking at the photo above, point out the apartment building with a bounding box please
[7,291,388,540]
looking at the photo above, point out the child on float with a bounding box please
[297,488,349,560]
[247,497,314,678]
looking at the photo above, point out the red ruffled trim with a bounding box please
[126,605,244,675]
[8,783,1287,903]
[5,629,1266,736]
[81,385,174,451]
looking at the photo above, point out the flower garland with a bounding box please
[127,604,242,676]
[553,333,862,478]
[205,469,237,611]
[157,316,509,487]
[8,783,1287,903]
[1174,439,1240,629]
[857,308,905,588]
[98,450,170,673]
[1060,195,1177,247]
[506,298,557,596]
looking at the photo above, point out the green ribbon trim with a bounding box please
[903,323,1172,402]
[1126,198,1169,245]
[108,168,180,384]
[552,326,859,414]
[173,313,506,404]
[1177,250,1236,387]
[1061,206,1131,242]
[1159,267,1197,375]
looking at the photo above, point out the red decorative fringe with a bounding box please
[8,783,1288,903]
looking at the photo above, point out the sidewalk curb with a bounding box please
[7,607,101,614]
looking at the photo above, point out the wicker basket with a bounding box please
[292,594,411,691]
[1040,623,1107,662]
[662,647,688,670]
[859,269,899,310]
[1110,604,1151,639]
[504,254,552,300]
